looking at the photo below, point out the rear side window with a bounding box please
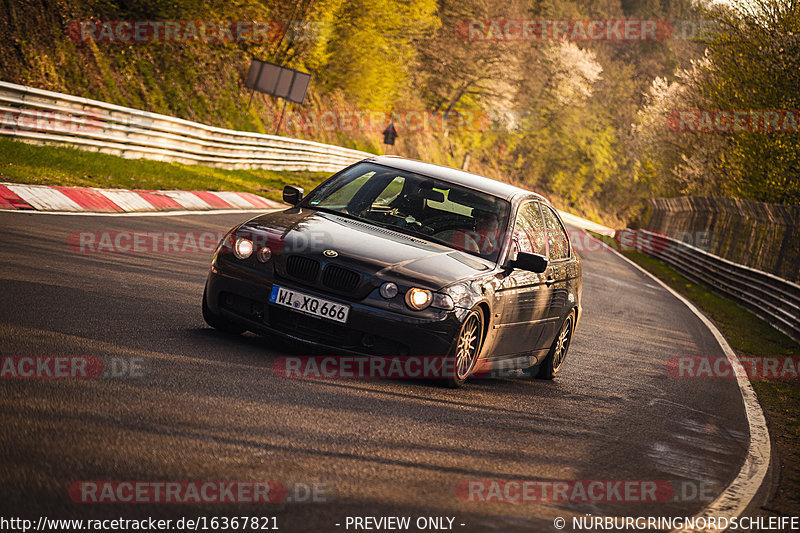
[512,202,546,256]
[542,206,570,260]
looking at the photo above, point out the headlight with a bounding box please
[256,246,272,263]
[405,288,433,310]
[432,293,454,310]
[380,282,399,299]
[442,283,471,308]
[234,237,253,259]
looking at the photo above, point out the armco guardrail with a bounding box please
[631,229,800,342]
[0,81,372,172]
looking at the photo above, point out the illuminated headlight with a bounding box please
[256,246,272,263]
[234,237,253,259]
[405,288,433,310]
[379,282,399,299]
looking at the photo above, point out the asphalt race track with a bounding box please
[0,211,751,532]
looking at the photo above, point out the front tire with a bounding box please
[534,310,575,380]
[202,287,246,335]
[443,307,485,388]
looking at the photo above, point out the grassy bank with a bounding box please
[602,240,800,514]
[0,138,330,203]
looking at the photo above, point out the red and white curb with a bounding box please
[0,182,283,213]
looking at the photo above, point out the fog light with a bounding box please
[234,237,253,259]
[405,288,433,310]
[256,246,272,263]
[379,282,398,299]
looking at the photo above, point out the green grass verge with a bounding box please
[588,231,799,514]
[0,138,331,203]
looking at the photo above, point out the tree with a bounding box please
[697,0,800,203]
[308,0,439,110]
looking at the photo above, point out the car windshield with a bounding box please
[302,162,511,262]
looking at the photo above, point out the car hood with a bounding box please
[242,208,493,290]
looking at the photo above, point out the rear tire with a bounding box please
[202,287,246,335]
[533,310,575,380]
[442,307,485,388]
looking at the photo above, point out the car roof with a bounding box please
[363,156,545,203]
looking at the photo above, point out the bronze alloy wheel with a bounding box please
[535,310,575,380]
[446,308,484,387]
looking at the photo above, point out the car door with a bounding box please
[491,200,552,358]
[538,205,574,346]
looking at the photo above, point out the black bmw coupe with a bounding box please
[203,156,582,386]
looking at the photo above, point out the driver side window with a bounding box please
[512,202,546,256]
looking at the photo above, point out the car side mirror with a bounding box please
[508,252,548,273]
[283,185,304,206]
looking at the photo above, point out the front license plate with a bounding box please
[269,285,350,323]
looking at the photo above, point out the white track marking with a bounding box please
[591,233,771,533]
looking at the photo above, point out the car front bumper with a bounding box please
[204,269,465,357]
